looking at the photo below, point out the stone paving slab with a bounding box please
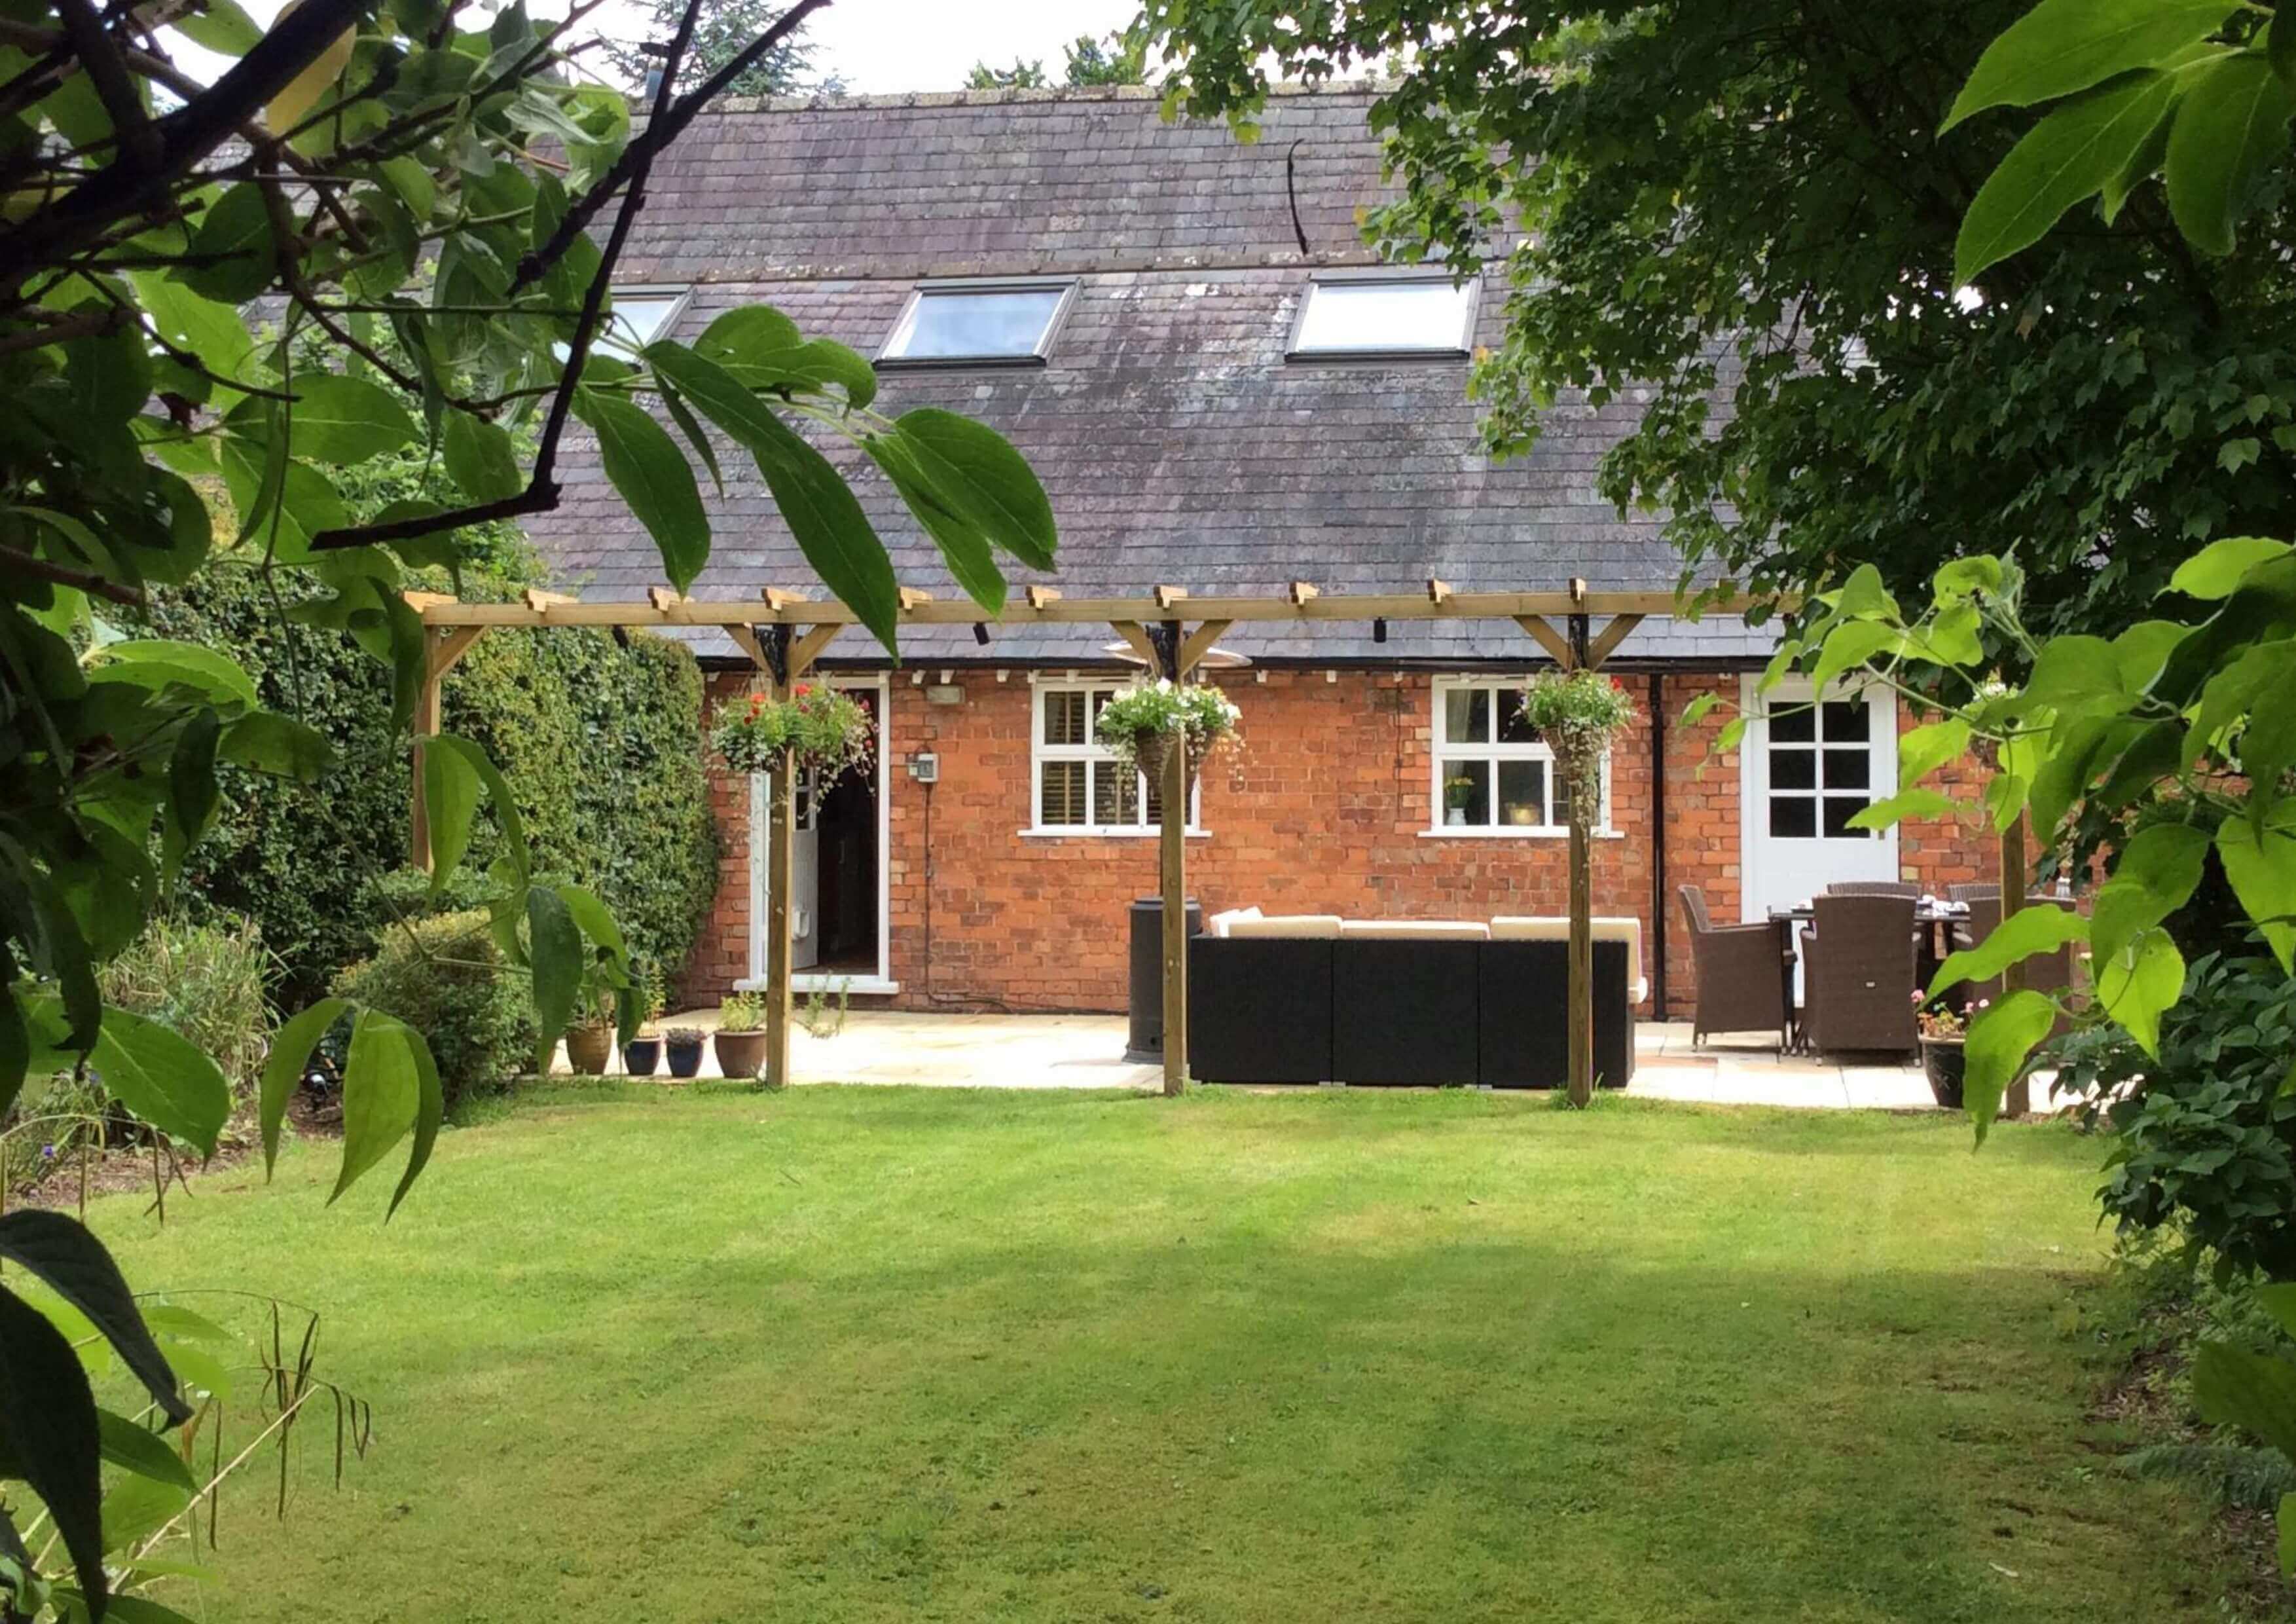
[597,1011,1944,1109]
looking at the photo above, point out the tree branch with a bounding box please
[513,0,835,292]
[0,544,145,606]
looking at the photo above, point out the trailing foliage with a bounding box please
[1093,680,1243,773]
[1518,671,1635,817]
[332,911,533,1115]
[1140,0,2296,655]
[708,681,873,779]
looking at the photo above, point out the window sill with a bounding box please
[1418,826,1623,841]
[1017,827,1211,840]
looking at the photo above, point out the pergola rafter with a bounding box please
[406,581,1772,1096]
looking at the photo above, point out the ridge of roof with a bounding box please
[657,79,1391,117]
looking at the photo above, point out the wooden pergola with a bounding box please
[409,580,1756,1098]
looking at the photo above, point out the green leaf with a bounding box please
[2016,634,2130,714]
[693,306,878,410]
[1842,788,1959,832]
[2166,52,2296,254]
[886,409,1058,573]
[656,379,726,498]
[1808,620,1903,693]
[88,1006,231,1155]
[1942,0,2237,129]
[2195,1340,2296,1458]
[257,998,350,1177]
[1956,70,2185,284]
[87,640,257,710]
[331,1009,419,1204]
[422,737,483,900]
[1899,718,1973,788]
[96,1411,195,1493]
[526,884,581,1075]
[1963,989,2060,1145]
[643,342,900,648]
[440,409,523,504]
[2168,536,2292,600]
[99,1465,189,1556]
[553,881,627,962]
[219,712,334,781]
[0,1287,107,1616]
[170,0,263,55]
[182,183,276,304]
[1930,904,2089,998]
[276,373,417,466]
[386,1023,442,1220]
[2111,619,2191,692]
[573,390,710,595]
[2221,435,2263,473]
[2255,1283,2296,1342]
[862,432,1004,612]
[127,275,252,407]
[166,708,219,847]
[2280,1490,2296,1580]
[2092,820,2210,968]
[424,735,528,885]
[2096,929,2185,1056]
[0,1211,189,1426]
[2218,803,2296,971]
[2275,5,2296,90]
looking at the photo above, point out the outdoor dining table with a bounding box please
[1763,898,1972,1050]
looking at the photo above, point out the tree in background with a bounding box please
[602,0,842,98]
[966,32,1147,91]
[1139,0,2296,665]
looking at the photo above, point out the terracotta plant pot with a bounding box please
[621,1037,662,1078]
[1920,1038,1965,1110]
[664,1036,705,1079]
[565,1024,613,1077]
[714,1029,771,1081]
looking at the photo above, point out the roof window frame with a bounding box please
[1285,267,1480,363]
[877,276,1080,370]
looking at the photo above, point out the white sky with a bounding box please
[170,0,1147,94]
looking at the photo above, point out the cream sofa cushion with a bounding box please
[1205,906,1263,938]
[1227,913,1343,940]
[1490,915,1647,1003]
[1338,919,1491,941]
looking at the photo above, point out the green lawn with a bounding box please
[82,1086,2231,1623]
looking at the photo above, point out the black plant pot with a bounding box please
[665,1038,705,1079]
[1921,1039,1965,1110]
[622,1037,662,1078]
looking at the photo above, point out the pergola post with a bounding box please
[1149,618,1193,1098]
[1565,612,1595,1108]
[1999,816,2030,1120]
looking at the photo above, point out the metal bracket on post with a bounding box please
[754,623,793,690]
[1567,612,1591,673]
[1146,619,1182,682]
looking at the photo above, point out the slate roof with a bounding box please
[525,85,1772,667]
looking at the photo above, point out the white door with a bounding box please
[790,771,820,972]
[1739,676,1900,922]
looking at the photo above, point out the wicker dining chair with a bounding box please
[1677,883,1791,1048]
[1949,887,2080,1008]
[1825,880,1922,898]
[1800,892,1920,1054]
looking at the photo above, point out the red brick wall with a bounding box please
[681,667,1996,1022]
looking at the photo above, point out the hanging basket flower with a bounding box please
[1518,670,1636,819]
[1093,679,1242,777]
[710,683,875,780]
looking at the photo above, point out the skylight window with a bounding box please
[881,281,1074,363]
[1290,272,1477,358]
[602,287,689,356]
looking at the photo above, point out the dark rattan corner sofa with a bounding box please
[1186,914,1639,1089]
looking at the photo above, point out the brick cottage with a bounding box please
[522,84,1995,1023]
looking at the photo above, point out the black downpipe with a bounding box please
[1648,671,1668,1017]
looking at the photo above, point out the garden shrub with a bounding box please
[135,572,721,1010]
[100,915,275,1092]
[331,910,534,1110]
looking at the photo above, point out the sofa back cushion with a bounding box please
[1338,920,1491,941]
[1490,916,1645,999]
[1228,913,1343,939]
[1205,906,1264,938]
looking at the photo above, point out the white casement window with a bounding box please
[1430,678,1609,835]
[556,286,688,362]
[1031,682,1198,835]
[1289,269,1478,358]
[881,278,1076,363]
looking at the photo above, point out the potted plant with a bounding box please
[714,992,771,1081]
[621,965,666,1078]
[1444,774,1478,824]
[1093,679,1243,784]
[711,682,875,781]
[1915,993,1972,1109]
[663,1026,707,1079]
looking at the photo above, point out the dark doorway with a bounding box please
[811,690,879,975]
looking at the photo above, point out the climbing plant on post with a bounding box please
[1520,670,1637,1105]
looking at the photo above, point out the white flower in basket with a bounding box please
[1093,680,1242,778]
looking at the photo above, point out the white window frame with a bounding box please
[1425,676,1613,839]
[879,276,1078,366]
[1025,680,1203,838]
[1287,267,1480,360]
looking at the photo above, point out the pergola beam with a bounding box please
[412,587,1751,631]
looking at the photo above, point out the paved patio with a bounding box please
[627,1010,1953,1110]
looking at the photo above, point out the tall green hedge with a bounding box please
[139,571,720,1008]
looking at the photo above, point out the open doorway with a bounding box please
[747,677,893,993]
